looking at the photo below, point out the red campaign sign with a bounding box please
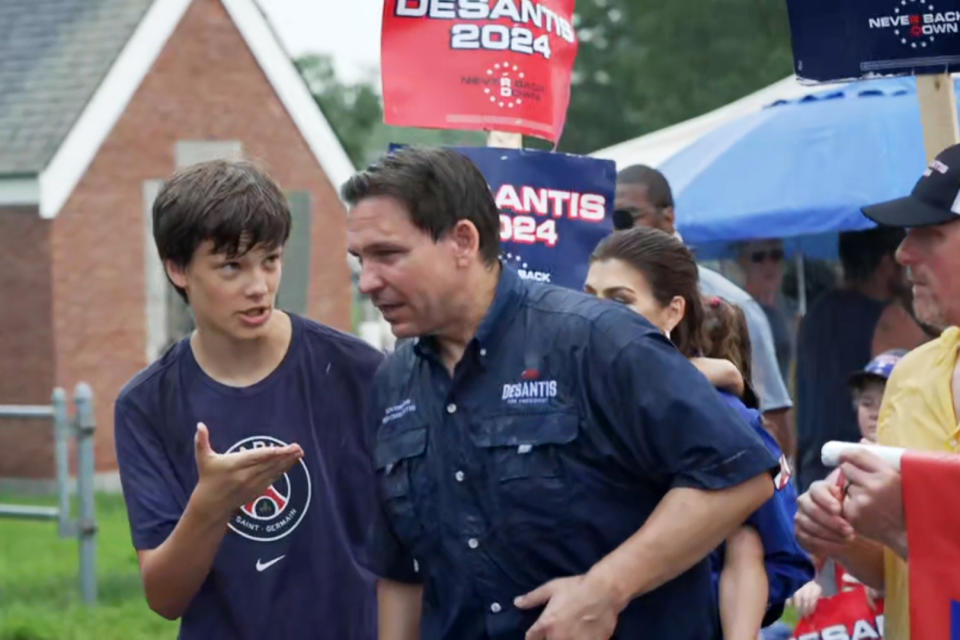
[791,586,885,640]
[901,451,960,639]
[381,0,578,142]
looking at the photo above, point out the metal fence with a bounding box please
[0,384,97,604]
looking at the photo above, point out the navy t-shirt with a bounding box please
[367,266,778,640]
[115,313,382,639]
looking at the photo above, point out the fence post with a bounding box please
[73,383,97,605]
[51,387,72,537]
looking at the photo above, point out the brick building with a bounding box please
[0,0,356,483]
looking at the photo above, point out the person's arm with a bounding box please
[831,538,886,590]
[719,525,768,640]
[794,473,886,590]
[137,423,303,619]
[839,450,908,560]
[690,357,745,396]
[515,474,773,640]
[871,302,927,356]
[378,579,422,640]
[762,407,796,460]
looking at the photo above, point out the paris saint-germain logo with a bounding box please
[225,435,311,542]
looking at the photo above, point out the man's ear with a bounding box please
[449,219,481,267]
[164,259,188,290]
[660,206,677,234]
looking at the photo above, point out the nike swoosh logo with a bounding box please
[255,555,285,572]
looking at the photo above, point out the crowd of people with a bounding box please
[112,143,960,639]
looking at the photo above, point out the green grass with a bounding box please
[0,492,802,638]
[0,493,177,640]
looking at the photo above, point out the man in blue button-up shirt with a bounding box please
[344,148,778,640]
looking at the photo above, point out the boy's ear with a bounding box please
[164,259,188,290]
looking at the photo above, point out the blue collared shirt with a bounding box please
[367,265,777,640]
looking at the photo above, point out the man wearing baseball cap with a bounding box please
[795,143,960,639]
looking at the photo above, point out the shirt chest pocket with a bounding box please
[374,427,428,545]
[470,411,580,526]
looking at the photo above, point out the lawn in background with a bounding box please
[0,492,801,639]
[0,492,177,640]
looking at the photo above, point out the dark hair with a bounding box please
[702,296,758,408]
[838,226,905,284]
[591,227,706,358]
[616,164,674,209]
[152,160,292,302]
[341,147,500,265]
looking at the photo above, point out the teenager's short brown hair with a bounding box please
[152,160,291,302]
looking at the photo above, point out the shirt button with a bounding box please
[446,403,457,414]
[455,470,465,482]
[467,537,479,549]
[490,602,502,613]
[479,348,487,357]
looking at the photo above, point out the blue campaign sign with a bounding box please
[786,0,960,82]
[455,147,615,291]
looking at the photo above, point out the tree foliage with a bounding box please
[562,0,794,153]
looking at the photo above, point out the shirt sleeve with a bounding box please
[114,396,185,550]
[596,330,778,491]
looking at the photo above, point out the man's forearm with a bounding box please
[834,537,887,590]
[586,473,774,607]
[138,490,231,619]
[378,579,423,640]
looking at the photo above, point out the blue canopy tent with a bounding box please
[659,77,937,260]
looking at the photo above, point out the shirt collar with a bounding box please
[412,263,525,363]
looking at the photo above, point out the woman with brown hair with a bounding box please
[584,227,813,639]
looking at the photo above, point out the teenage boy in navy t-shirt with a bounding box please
[115,160,382,639]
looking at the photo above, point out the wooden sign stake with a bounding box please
[916,73,960,163]
[486,130,523,149]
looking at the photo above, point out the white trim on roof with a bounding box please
[0,177,41,207]
[37,0,193,218]
[36,0,356,219]
[223,0,355,191]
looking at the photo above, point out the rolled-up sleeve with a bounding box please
[593,330,778,491]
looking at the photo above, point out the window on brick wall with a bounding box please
[277,191,311,316]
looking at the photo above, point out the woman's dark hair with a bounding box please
[152,160,291,302]
[341,147,501,265]
[590,227,706,358]
[702,296,758,408]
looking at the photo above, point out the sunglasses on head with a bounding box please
[749,249,784,263]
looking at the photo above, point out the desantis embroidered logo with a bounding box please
[225,435,311,543]
[502,368,558,405]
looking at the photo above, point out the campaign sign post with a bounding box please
[381,0,578,143]
[786,0,960,160]
[455,147,615,290]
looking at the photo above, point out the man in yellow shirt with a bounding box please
[795,142,960,639]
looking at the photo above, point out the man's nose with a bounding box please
[895,233,917,267]
[358,265,384,295]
